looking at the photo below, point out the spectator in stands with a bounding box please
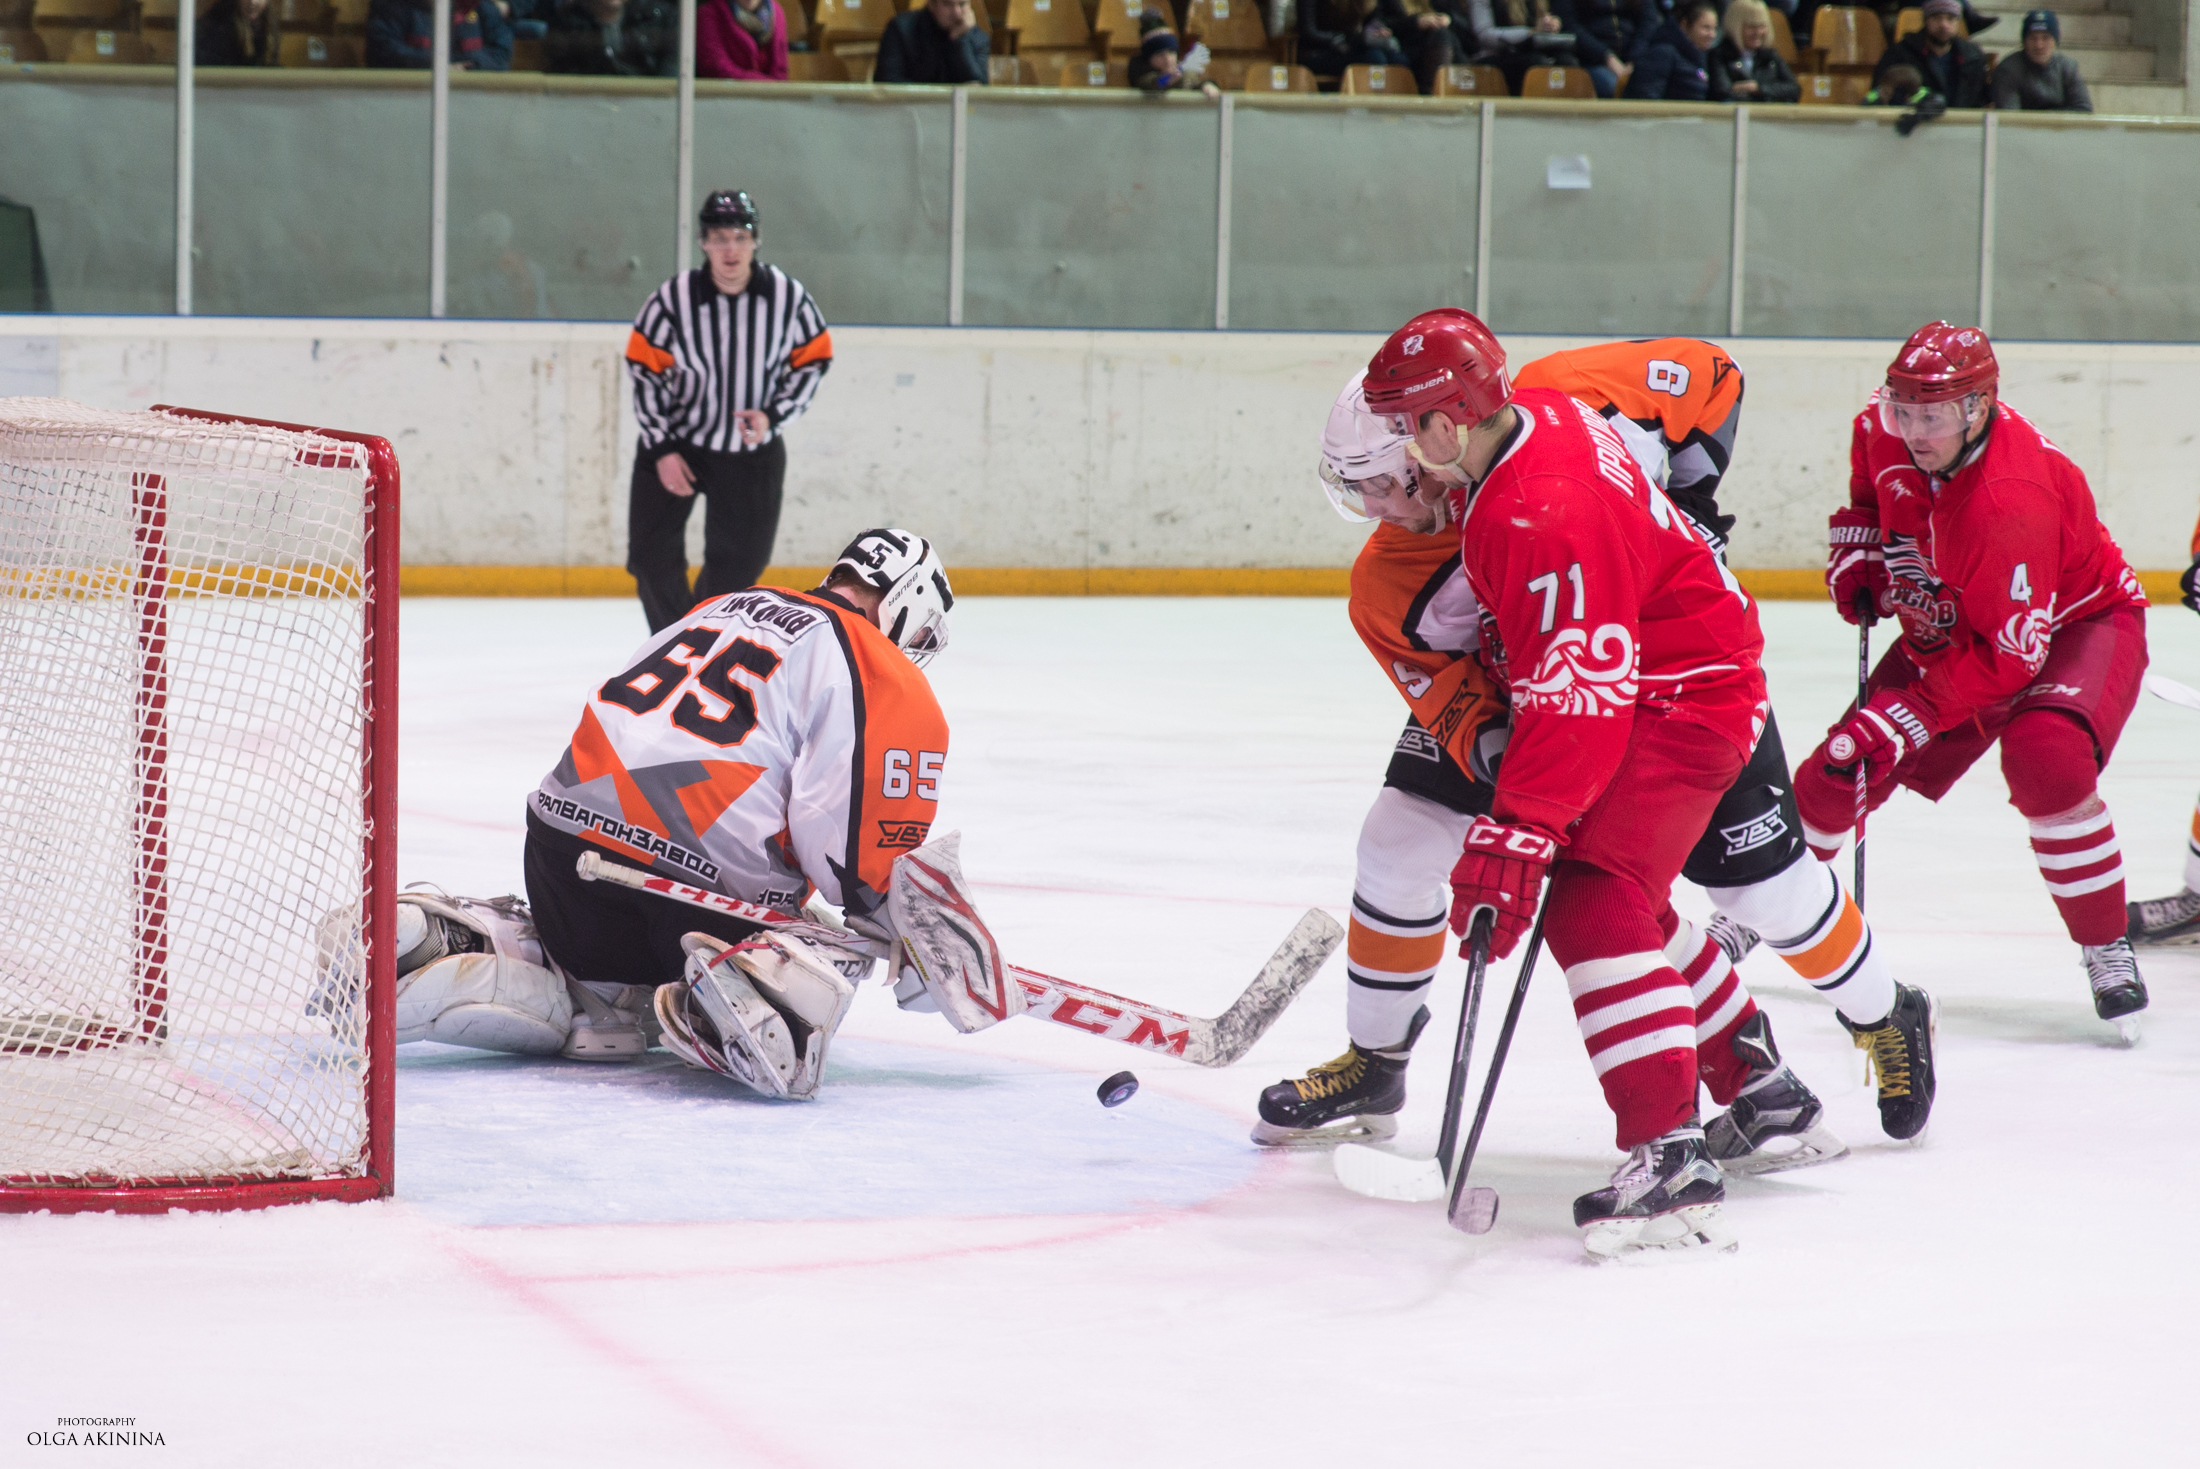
[874,0,988,84]
[196,0,279,66]
[1623,0,1725,99]
[1992,9,2092,111]
[1378,0,1458,93]
[1711,0,1799,102]
[367,0,514,68]
[544,0,677,74]
[1299,0,1408,86]
[1864,61,1926,103]
[1129,12,1223,95]
[697,0,788,79]
[1464,0,1595,94]
[1872,0,1986,107]
[1556,0,1636,94]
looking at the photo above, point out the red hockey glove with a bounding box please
[1820,690,1934,783]
[1449,818,1558,960]
[1827,508,1888,626]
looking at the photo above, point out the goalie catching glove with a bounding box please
[1449,818,1558,960]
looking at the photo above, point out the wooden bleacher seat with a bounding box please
[812,0,889,77]
[1182,0,1267,59]
[0,27,48,61]
[509,34,545,70]
[1433,63,1507,96]
[788,49,851,80]
[1811,7,1885,70]
[277,31,351,66]
[1092,0,1155,57]
[1202,54,1249,87]
[986,53,1038,83]
[1797,70,1870,104]
[1522,64,1595,97]
[1765,7,1796,63]
[1003,0,1095,83]
[1340,62,1413,94]
[64,25,154,61]
[1241,60,1313,91]
[31,0,117,62]
[1054,56,1126,85]
[1892,7,1922,43]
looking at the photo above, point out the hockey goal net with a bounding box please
[0,399,396,1212]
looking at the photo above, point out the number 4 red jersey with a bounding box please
[1457,387,1768,836]
[530,586,948,920]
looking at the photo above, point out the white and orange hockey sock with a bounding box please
[1707,856,1898,1028]
[2028,799,2128,946]
[1664,917,1760,1106]
[1344,787,1471,1052]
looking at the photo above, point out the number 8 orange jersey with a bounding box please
[530,586,948,922]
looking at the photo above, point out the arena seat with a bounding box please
[509,34,544,70]
[1092,0,1155,58]
[1054,55,1128,85]
[0,27,47,61]
[1003,0,1096,86]
[1340,62,1414,94]
[985,53,1035,84]
[1432,62,1508,96]
[277,32,352,66]
[1893,7,1922,43]
[813,0,890,78]
[1240,59,1313,91]
[789,48,852,80]
[1811,7,1885,70]
[1182,0,1268,65]
[1523,64,1596,98]
[1797,70,1870,104]
[31,0,117,63]
[1766,7,1796,63]
[63,24,154,61]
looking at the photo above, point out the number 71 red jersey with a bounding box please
[531,586,949,921]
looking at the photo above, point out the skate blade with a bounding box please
[2130,929,2200,949]
[2114,1013,2143,1047]
[1715,1123,1849,1177]
[1581,1204,1736,1261]
[1250,1112,1399,1151]
[1333,1142,1446,1203]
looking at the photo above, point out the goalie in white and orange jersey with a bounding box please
[356,529,1018,1101]
[1252,344,1930,1168]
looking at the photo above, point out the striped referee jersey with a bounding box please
[626,264,832,456]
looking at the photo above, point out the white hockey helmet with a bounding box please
[829,528,954,667]
[1317,370,1418,524]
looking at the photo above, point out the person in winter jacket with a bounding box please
[544,0,678,75]
[1871,0,1987,108]
[196,0,279,66]
[1299,0,1408,84]
[874,0,989,84]
[1991,9,2092,111]
[366,0,514,68]
[1623,0,1725,100]
[1711,0,1799,102]
[696,0,788,80]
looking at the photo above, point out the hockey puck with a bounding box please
[1097,1071,1140,1108]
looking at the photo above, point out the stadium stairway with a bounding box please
[1968,0,2187,115]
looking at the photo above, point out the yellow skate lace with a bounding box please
[1291,1048,1368,1102]
[1853,1022,1911,1099]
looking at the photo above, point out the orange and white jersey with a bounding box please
[1514,338,1744,546]
[530,586,947,921]
[1349,521,1509,782]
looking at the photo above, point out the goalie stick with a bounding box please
[574,851,1341,1067]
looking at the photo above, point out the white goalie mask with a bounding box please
[830,528,954,667]
[1317,370,1420,524]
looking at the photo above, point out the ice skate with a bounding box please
[2125,887,2200,949]
[2082,938,2148,1045]
[1574,1125,1735,1260]
[1841,982,1937,1141]
[1705,912,1761,967]
[1251,1007,1427,1148]
[1705,1013,1846,1176]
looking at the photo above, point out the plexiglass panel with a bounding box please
[1745,114,1983,339]
[1228,101,1477,333]
[1488,112,1730,337]
[194,76,429,318]
[694,87,952,327]
[447,79,675,322]
[963,98,1217,329]
[0,79,176,315]
[1992,121,2200,342]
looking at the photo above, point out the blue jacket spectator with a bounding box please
[1624,2,1726,99]
[366,0,515,69]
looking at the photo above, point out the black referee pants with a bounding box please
[627,438,786,633]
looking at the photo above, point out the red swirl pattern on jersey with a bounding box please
[1456,388,1767,836]
[1846,394,2147,732]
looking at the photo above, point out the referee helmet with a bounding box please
[700,189,760,238]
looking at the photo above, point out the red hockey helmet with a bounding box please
[1883,322,1998,405]
[1361,309,1512,431]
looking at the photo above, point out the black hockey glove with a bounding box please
[2181,554,2200,615]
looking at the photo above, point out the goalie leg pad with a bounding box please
[666,933,801,1097]
[887,831,1027,1033]
[397,952,575,1054]
[673,932,853,1100]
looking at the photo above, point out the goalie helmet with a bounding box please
[830,528,954,667]
[1316,370,1416,524]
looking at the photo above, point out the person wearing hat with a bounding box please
[1870,0,1987,109]
[1992,10,2093,111]
[1128,10,1222,95]
[623,189,833,632]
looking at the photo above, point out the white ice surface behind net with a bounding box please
[4,597,2196,1467]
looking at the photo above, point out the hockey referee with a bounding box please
[623,189,832,632]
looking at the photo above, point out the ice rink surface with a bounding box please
[7,595,2199,1468]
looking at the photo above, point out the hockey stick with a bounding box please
[574,851,1341,1068]
[1447,910,1549,1234]
[1853,600,1872,909]
[1432,912,1497,1182]
[2144,673,2200,712]
[1333,909,1545,1206]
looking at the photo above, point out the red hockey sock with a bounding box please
[1666,917,1760,1106]
[1548,866,1697,1149]
[2005,710,2125,945]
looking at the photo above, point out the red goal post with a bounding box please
[0,400,398,1213]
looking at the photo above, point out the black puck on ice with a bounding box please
[1097,1071,1140,1108]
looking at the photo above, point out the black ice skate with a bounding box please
[1841,982,1937,1141]
[1705,913,1761,967]
[2082,938,2148,1044]
[1704,1012,1847,1176]
[2125,887,2200,949]
[1573,1124,1734,1260]
[1250,1007,1428,1148]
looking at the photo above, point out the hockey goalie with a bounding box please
[330,528,1021,1102]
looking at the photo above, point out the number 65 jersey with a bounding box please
[529,586,949,921]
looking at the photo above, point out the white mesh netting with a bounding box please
[0,398,382,1191]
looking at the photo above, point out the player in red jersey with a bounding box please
[2125,502,2200,947]
[1345,309,1781,1256]
[1811,323,2153,1036]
